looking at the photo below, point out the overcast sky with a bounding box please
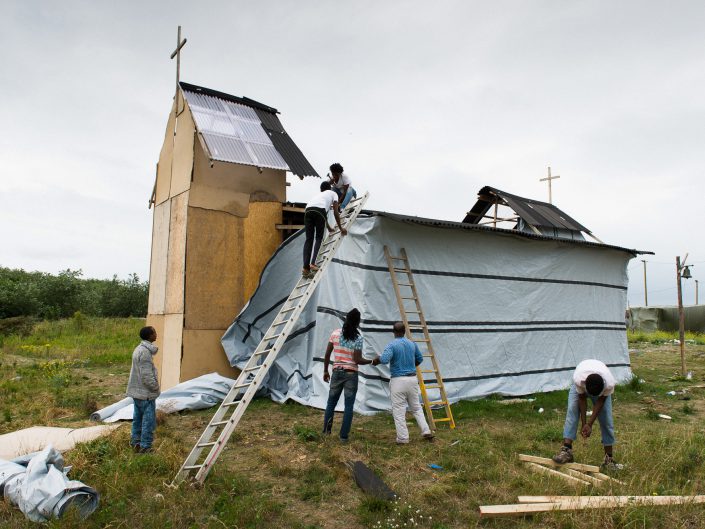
[1,0,703,307]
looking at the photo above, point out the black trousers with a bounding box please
[303,207,326,268]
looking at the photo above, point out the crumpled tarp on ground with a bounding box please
[91,372,235,422]
[0,446,99,522]
[0,425,121,460]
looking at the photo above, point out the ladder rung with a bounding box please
[322,238,337,246]
[393,268,410,273]
[211,420,231,426]
[424,384,441,389]
[389,256,407,261]
[262,333,281,341]
[433,417,452,422]
[280,306,297,313]
[405,310,421,313]
[183,465,203,471]
[420,369,435,373]
[397,283,413,287]
[412,338,430,342]
[222,400,242,407]
[197,441,218,448]
[271,319,289,326]
[289,293,306,301]
[429,401,448,406]
[253,349,271,356]
[231,382,251,390]
[401,296,417,300]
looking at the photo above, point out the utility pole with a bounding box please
[696,279,699,305]
[676,254,690,376]
[540,166,561,204]
[641,259,648,306]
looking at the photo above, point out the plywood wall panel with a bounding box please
[243,201,282,301]
[188,182,250,217]
[145,314,165,385]
[164,191,189,314]
[184,207,245,330]
[155,101,176,205]
[147,200,170,314]
[192,140,286,201]
[170,106,195,198]
[181,330,239,381]
[160,314,183,390]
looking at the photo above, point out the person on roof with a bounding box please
[303,181,346,279]
[328,162,357,209]
[552,359,621,470]
[322,308,374,442]
[372,322,435,445]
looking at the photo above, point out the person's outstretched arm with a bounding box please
[323,341,334,382]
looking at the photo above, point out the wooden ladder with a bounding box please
[383,246,455,430]
[171,192,369,486]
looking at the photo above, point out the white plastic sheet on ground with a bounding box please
[0,425,121,460]
[222,213,635,415]
[0,446,99,522]
[91,372,235,422]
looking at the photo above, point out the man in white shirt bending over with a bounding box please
[552,359,621,470]
[303,181,346,278]
[328,162,357,209]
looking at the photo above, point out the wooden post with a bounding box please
[676,256,686,375]
[493,202,498,228]
[641,259,648,306]
[170,26,188,117]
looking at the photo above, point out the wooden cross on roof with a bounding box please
[539,166,560,204]
[170,26,187,116]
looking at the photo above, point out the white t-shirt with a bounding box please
[330,172,352,191]
[306,190,338,211]
[573,359,616,396]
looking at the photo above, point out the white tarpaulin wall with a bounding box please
[222,213,634,415]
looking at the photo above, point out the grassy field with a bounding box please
[2,318,705,528]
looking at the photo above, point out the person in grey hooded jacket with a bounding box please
[127,326,160,453]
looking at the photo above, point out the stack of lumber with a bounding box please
[518,454,623,487]
[480,495,705,517]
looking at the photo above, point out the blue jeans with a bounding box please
[562,384,615,446]
[131,398,156,449]
[334,187,357,209]
[322,369,358,440]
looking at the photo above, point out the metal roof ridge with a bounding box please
[179,81,279,114]
[364,209,651,256]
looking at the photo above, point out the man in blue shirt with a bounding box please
[374,322,434,444]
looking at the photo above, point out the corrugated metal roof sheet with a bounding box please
[180,82,318,178]
[463,186,590,233]
[365,210,649,256]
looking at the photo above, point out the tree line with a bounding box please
[0,267,148,319]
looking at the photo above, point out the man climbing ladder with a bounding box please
[172,192,369,486]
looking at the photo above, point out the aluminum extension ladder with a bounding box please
[172,192,369,486]
[383,246,455,430]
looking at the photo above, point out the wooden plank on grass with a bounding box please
[524,462,590,486]
[481,495,705,518]
[563,468,603,486]
[518,454,600,473]
[588,472,625,485]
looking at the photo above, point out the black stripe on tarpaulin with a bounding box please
[242,296,288,342]
[330,258,627,291]
[287,369,313,383]
[360,326,626,334]
[307,358,631,384]
[316,306,625,328]
[284,320,316,343]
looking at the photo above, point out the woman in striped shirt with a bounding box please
[322,308,374,441]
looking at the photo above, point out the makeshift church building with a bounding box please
[222,190,643,414]
[146,82,318,389]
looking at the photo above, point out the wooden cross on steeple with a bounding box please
[170,26,188,116]
[539,166,560,204]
